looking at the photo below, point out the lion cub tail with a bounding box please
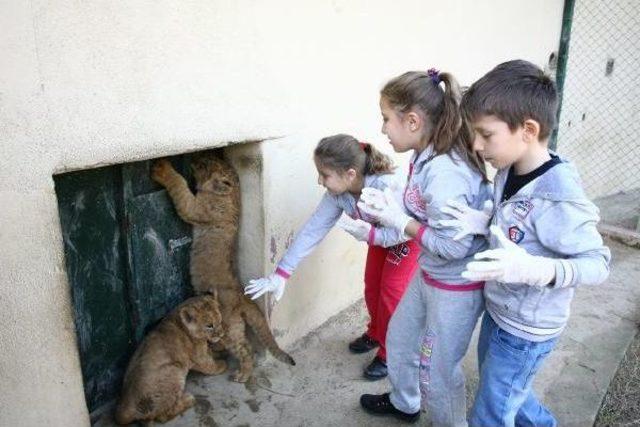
[241,299,296,366]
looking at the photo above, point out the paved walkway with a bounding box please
[95,238,640,426]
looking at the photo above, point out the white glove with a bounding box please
[462,225,557,287]
[337,217,372,242]
[437,199,494,241]
[357,187,412,234]
[244,273,287,301]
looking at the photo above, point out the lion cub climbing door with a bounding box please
[122,159,193,341]
[54,155,194,413]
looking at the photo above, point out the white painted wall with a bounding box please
[556,0,640,199]
[0,1,563,424]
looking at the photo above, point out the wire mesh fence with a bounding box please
[555,0,640,231]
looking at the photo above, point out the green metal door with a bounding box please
[54,156,194,412]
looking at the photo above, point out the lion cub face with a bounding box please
[180,295,225,343]
[191,154,240,197]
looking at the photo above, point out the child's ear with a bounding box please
[406,111,421,132]
[345,168,357,180]
[522,119,541,143]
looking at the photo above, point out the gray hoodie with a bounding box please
[406,147,493,286]
[277,170,409,277]
[485,158,611,341]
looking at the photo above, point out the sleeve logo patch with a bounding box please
[508,226,525,243]
[404,184,427,215]
[513,200,534,220]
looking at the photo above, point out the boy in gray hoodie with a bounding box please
[445,60,611,427]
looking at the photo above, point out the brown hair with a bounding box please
[381,70,487,180]
[461,59,558,140]
[314,134,394,176]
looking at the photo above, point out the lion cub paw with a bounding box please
[183,393,196,408]
[151,159,175,185]
[211,360,228,375]
[231,370,251,383]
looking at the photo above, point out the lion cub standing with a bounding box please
[151,153,295,383]
[115,295,226,425]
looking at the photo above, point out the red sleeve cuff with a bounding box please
[275,267,291,279]
[415,225,427,243]
[367,226,376,245]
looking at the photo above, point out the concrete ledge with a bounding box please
[598,223,640,249]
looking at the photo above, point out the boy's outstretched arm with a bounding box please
[463,226,558,287]
[535,201,611,288]
[463,202,611,288]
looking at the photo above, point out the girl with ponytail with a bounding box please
[358,69,492,425]
[245,134,420,380]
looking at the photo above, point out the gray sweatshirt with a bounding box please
[485,158,611,341]
[406,147,493,287]
[276,170,409,278]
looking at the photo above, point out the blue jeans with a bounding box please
[470,313,558,427]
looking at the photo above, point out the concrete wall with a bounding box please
[0,1,563,424]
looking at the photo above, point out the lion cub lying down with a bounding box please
[115,295,226,425]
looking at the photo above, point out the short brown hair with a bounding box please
[462,60,558,140]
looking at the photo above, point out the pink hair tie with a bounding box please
[359,142,368,151]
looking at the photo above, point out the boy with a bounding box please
[447,59,611,426]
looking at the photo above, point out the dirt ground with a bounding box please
[591,188,640,427]
[596,329,640,427]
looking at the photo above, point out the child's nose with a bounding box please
[473,136,484,152]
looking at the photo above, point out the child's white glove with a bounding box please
[357,187,412,235]
[244,273,287,301]
[437,199,494,241]
[462,225,556,288]
[337,217,372,243]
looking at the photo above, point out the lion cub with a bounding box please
[115,295,226,425]
[151,153,295,383]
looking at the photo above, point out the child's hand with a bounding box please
[436,199,493,241]
[357,187,412,234]
[462,225,556,287]
[151,159,175,186]
[244,273,287,301]
[337,217,372,243]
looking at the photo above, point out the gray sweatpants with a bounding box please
[387,273,484,427]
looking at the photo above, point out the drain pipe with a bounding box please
[550,0,576,151]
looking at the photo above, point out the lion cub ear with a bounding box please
[179,306,197,327]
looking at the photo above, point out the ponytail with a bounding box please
[434,73,488,181]
[315,135,394,177]
[430,72,461,153]
[362,143,394,175]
